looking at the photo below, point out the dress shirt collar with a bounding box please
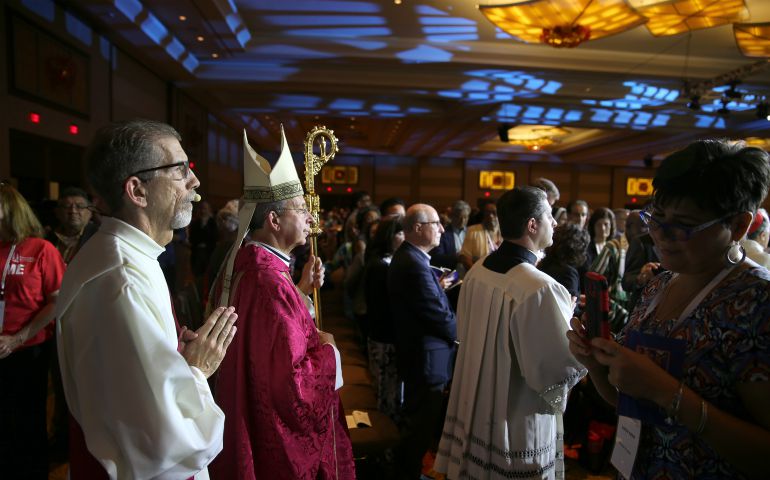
[99,217,166,260]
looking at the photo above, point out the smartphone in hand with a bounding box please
[584,272,610,339]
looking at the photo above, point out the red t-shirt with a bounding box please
[0,237,65,347]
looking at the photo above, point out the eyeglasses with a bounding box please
[277,207,310,216]
[128,161,190,181]
[639,209,735,242]
[418,221,442,227]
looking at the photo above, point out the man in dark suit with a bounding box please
[430,200,470,270]
[389,203,457,479]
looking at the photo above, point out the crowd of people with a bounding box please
[0,119,769,480]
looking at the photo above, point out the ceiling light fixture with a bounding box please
[179,15,187,22]
[479,0,647,48]
[638,0,745,37]
[196,36,205,42]
[734,22,770,58]
[498,125,570,149]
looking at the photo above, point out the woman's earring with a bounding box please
[724,241,746,266]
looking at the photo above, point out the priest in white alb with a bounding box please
[434,186,586,480]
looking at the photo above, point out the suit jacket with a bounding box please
[430,224,463,269]
[388,241,457,390]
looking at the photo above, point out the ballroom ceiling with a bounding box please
[63,0,770,166]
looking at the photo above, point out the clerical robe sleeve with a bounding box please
[60,275,224,479]
[509,282,586,414]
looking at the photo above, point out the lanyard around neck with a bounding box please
[645,265,735,333]
[1,244,17,297]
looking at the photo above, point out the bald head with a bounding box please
[404,203,444,252]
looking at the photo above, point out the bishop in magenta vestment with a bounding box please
[210,244,355,479]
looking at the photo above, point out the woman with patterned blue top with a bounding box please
[567,139,770,479]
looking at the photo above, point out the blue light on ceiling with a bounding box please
[252,44,335,59]
[420,17,475,26]
[251,1,381,13]
[565,110,583,122]
[415,5,449,16]
[545,108,565,121]
[438,91,463,99]
[461,79,490,91]
[115,0,142,21]
[285,27,391,37]
[140,15,168,46]
[165,37,185,60]
[397,45,452,63]
[331,39,387,50]
[340,111,370,117]
[407,107,431,114]
[523,106,545,119]
[265,15,385,26]
[372,103,399,112]
[271,94,321,109]
[614,111,633,125]
[22,0,55,21]
[494,28,513,39]
[182,54,199,73]
[65,12,92,46]
[633,112,652,126]
[651,114,670,127]
[591,109,613,123]
[329,99,365,110]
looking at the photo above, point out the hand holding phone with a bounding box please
[584,272,610,340]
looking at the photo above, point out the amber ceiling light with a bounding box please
[638,0,746,37]
[479,0,648,48]
[734,22,770,58]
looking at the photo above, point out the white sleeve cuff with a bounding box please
[329,344,344,390]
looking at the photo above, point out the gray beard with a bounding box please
[171,207,193,229]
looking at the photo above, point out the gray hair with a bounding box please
[451,200,471,215]
[86,119,181,214]
[248,199,290,231]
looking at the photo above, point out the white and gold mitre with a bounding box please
[243,126,304,204]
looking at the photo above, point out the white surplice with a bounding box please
[435,261,586,480]
[56,217,224,480]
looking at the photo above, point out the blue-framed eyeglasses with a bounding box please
[639,209,735,242]
[129,161,190,181]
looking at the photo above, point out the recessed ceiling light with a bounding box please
[196,36,205,42]
[394,0,402,4]
[179,15,187,21]
[211,53,219,59]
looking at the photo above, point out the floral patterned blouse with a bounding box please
[617,266,770,479]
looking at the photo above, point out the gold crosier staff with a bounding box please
[304,126,338,329]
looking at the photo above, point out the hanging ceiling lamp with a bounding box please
[637,0,746,37]
[479,0,648,48]
[734,22,770,58]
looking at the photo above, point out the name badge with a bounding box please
[610,415,641,479]
[0,299,5,331]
